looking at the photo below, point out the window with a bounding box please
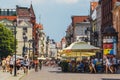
[23,27,27,33]
[7,9,9,15]
[1,9,5,16]
[0,9,1,15]
[4,9,7,16]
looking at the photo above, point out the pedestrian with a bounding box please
[112,56,117,73]
[89,61,96,73]
[2,58,6,72]
[105,57,113,73]
[39,60,42,70]
[9,56,14,74]
[34,58,39,72]
[6,56,10,72]
[23,56,29,74]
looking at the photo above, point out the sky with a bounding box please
[0,0,93,42]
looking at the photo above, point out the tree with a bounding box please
[0,23,16,57]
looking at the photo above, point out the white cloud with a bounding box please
[55,0,79,4]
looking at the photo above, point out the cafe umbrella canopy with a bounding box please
[37,55,46,60]
[62,41,100,58]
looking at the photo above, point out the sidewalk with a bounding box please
[0,69,33,80]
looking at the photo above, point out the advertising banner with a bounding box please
[103,38,117,55]
[113,38,117,55]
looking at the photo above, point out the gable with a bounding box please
[18,21,32,27]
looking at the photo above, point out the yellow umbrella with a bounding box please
[62,41,100,59]
[65,52,96,57]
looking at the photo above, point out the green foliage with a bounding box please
[0,23,16,57]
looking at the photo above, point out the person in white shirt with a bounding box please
[9,56,14,74]
[23,56,29,74]
[105,57,113,73]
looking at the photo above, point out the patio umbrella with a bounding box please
[37,55,46,60]
[63,41,100,58]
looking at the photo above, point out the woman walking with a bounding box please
[9,56,14,74]
[89,61,96,73]
[105,57,113,73]
[2,58,6,72]
[34,59,39,72]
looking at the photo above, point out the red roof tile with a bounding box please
[0,16,17,21]
[17,8,30,17]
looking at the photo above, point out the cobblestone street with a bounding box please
[21,66,120,80]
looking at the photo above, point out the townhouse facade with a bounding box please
[0,4,47,59]
[16,5,35,56]
[96,1,102,47]
[112,1,120,58]
[90,1,98,46]
[65,16,90,47]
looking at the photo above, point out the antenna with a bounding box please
[39,14,41,24]
[31,1,32,4]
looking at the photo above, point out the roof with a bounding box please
[0,16,17,21]
[16,4,35,18]
[29,4,36,18]
[71,16,88,26]
[103,26,117,34]
[17,6,30,17]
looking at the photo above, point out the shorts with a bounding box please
[10,65,13,68]
[2,66,5,69]
[25,66,28,69]
[16,66,20,70]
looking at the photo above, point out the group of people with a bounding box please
[61,56,120,73]
[1,55,43,75]
[103,55,119,73]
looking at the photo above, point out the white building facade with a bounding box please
[74,22,90,44]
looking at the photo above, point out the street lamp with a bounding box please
[23,33,27,57]
[13,20,17,76]
[32,38,35,60]
[28,39,33,59]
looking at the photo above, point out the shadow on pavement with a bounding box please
[49,70,90,74]
[102,78,120,80]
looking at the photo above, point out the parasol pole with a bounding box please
[74,52,77,62]
[80,52,82,61]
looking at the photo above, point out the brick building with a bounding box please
[101,0,120,58]
[113,1,120,58]
[16,4,36,57]
[71,16,89,42]
[65,16,89,47]
[101,0,120,31]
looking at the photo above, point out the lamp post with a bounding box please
[13,20,17,76]
[28,39,33,59]
[23,34,27,57]
[32,38,35,60]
